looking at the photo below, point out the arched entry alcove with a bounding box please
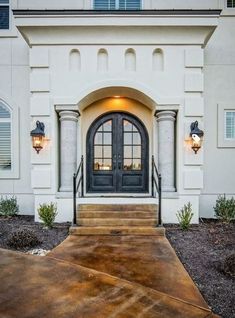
[76,85,157,195]
[86,111,149,193]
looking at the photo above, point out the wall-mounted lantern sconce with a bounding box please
[190,121,204,154]
[30,121,45,154]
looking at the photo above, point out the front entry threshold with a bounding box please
[85,193,152,197]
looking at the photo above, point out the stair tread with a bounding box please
[78,204,158,211]
[79,214,156,219]
[78,210,157,212]
[78,219,157,226]
[70,226,165,236]
[73,226,160,229]
[78,211,157,213]
[78,218,157,220]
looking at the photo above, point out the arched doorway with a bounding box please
[86,112,149,193]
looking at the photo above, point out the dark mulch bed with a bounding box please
[0,215,70,252]
[166,219,235,318]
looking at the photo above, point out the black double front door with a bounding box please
[87,112,148,193]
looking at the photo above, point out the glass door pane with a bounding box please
[122,119,141,170]
[93,120,113,170]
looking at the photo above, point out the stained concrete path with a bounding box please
[0,236,217,317]
[49,235,208,309]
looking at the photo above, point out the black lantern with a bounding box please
[190,121,204,154]
[30,121,45,154]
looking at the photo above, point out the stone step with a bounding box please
[78,211,157,219]
[78,204,158,212]
[77,218,157,227]
[70,226,165,236]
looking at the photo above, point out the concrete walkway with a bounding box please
[0,235,218,317]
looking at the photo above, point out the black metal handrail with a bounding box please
[73,156,84,225]
[151,155,162,226]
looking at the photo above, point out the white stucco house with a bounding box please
[0,0,235,224]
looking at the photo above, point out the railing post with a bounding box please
[151,155,154,197]
[81,155,84,197]
[158,174,162,226]
[73,173,77,226]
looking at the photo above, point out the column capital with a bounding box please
[59,110,79,122]
[155,110,176,122]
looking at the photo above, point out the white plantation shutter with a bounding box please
[94,0,141,10]
[0,102,11,170]
[119,0,141,10]
[225,111,235,139]
[94,0,116,9]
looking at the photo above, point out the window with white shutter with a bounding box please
[0,102,11,171]
[0,0,9,29]
[94,0,141,10]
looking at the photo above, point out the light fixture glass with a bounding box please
[30,121,45,154]
[190,121,204,154]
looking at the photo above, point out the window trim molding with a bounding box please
[217,103,235,148]
[0,1,18,37]
[0,93,19,179]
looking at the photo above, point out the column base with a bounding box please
[162,186,176,192]
[59,186,73,192]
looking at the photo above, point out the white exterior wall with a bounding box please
[0,7,33,214]
[202,13,235,217]
[0,0,234,222]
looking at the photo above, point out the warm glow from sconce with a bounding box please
[184,138,192,150]
[113,96,121,98]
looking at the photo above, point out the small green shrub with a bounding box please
[7,229,41,249]
[38,202,58,228]
[214,194,235,223]
[0,196,19,217]
[176,202,194,230]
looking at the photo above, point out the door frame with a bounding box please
[86,111,149,194]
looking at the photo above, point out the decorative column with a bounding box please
[59,111,79,192]
[156,111,176,192]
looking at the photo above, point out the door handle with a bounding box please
[118,162,121,169]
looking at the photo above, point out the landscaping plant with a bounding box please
[0,196,19,217]
[176,202,194,230]
[38,202,58,228]
[223,253,235,277]
[214,194,235,223]
[7,229,41,249]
